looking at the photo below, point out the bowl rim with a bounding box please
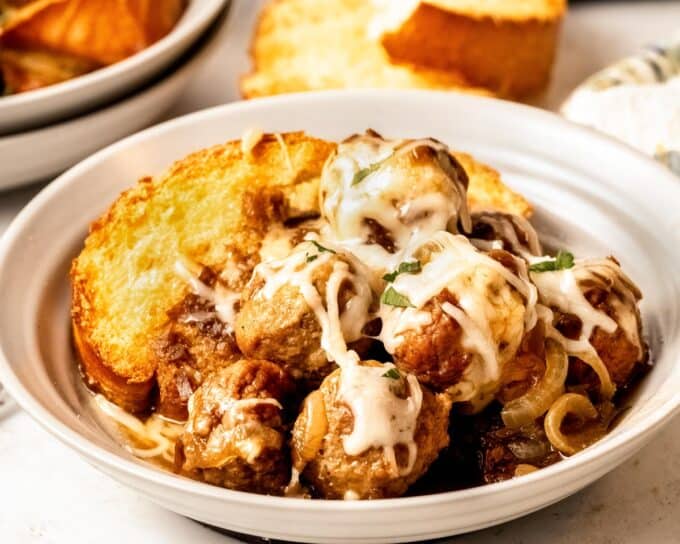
[0,0,228,119]
[1,89,679,512]
[0,5,229,192]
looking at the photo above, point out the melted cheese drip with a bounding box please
[94,395,182,462]
[174,259,240,333]
[379,232,536,406]
[241,127,264,156]
[531,258,643,398]
[338,364,422,476]
[320,133,470,272]
[470,211,542,259]
[252,238,425,478]
[274,133,294,173]
[186,395,283,464]
[251,241,373,366]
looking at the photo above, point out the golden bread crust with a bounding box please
[240,0,491,99]
[71,132,336,415]
[379,1,566,98]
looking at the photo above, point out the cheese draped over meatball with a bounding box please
[379,231,538,411]
[236,240,379,384]
[177,359,294,495]
[530,257,646,398]
[319,131,471,273]
[291,360,451,499]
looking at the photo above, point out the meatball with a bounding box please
[319,130,470,271]
[531,257,647,396]
[468,211,542,259]
[379,232,534,411]
[176,359,294,495]
[291,361,451,499]
[235,240,377,384]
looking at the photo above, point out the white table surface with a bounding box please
[1,1,679,542]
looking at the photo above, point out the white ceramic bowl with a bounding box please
[0,0,228,135]
[0,8,227,192]
[0,91,679,544]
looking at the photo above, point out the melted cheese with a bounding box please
[320,133,470,271]
[470,211,542,259]
[241,127,264,156]
[251,241,374,367]
[379,232,535,406]
[94,395,182,462]
[531,257,643,398]
[174,259,240,334]
[338,364,422,476]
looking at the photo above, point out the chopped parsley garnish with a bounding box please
[305,253,318,263]
[382,260,422,282]
[382,367,401,380]
[529,251,575,273]
[381,287,414,308]
[351,162,382,186]
[310,240,336,254]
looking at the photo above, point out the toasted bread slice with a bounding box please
[71,132,335,414]
[72,131,530,417]
[455,152,532,217]
[240,0,490,99]
[375,0,566,98]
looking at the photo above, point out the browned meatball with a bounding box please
[532,257,647,396]
[235,241,376,385]
[391,290,472,389]
[176,359,294,495]
[319,131,470,271]
[497,322,547,404]
[291,361,451,499]
[380,233,531,411]
[559,287,646,392]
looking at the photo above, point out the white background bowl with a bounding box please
[0,91,678,543]
[0,0,228,135]
[0,8,228,192]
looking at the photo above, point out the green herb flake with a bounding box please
[382,260,422,282]
[382,367,401,380]
[306,253,318,263]
[351,162,381,186]
[529,250,575,273]
[310,240,336,254]
[381,287,414,308]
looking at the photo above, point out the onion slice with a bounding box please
[501,339,568,429]
[544,393,599,455]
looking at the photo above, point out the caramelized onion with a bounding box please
[544,393,599,455]
[514,463,539,477]
[292,390,328,470]
[501,339,568,428]
[575,350,616,399]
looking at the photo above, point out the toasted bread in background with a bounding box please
[71,131,531,416]
[241,0,490,99]
[1,0,187,65]
[71,133,335,414]
[375,0,566,98]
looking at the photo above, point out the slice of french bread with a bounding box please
[374,0,566,98]
[241,0,490,99]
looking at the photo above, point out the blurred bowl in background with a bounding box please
[0,5,229,192]
[0,0,229,136]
